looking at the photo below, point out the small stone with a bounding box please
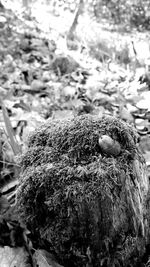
[30,80,46,92]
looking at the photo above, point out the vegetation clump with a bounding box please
[17,114,150,267]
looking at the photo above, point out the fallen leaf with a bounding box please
[34,249,63,267]
[0,247,29,267]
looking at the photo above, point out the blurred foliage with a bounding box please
[90,0,150,30]
[47,0,150,31]
[16,0,150,31]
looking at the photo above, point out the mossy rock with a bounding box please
[51,55,79,75]
[16,115,150,267]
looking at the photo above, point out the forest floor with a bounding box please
[0,1,150,266]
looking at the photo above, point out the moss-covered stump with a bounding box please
[16,115,150,267]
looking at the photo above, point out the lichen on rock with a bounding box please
[16,114,150,267]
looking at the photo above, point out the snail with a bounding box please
[98,135,121,156]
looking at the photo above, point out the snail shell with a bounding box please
[98,135,121,156]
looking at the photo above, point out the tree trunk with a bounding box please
[17,114,150,267]
[66,0,84,50]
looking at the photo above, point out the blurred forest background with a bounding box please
[1,0,150,266]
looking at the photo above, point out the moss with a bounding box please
[17,114,149,267]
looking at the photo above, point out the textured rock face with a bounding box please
[17,115,150,267]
